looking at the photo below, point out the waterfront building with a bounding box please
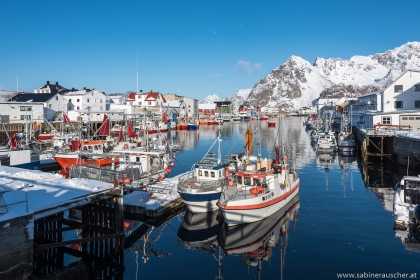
[351,69,420,129]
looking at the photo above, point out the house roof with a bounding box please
[36,81,67,93]
[145,91,166,102]
[63,88,104,96]
[127,92,136,101]
[8,92,57,102]
[199,103,217,110]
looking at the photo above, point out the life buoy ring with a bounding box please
[124,144,129,149]
[250,186,264,196]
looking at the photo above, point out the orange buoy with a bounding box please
[123,178,131,184]
[158,177,164,182]
[166,167,172,173]
[170,162,175,167]
[228,179,234,186]
[124,221,131,228]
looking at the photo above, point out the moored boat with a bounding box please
[393,175,420,231]
[177,132,240,213]
[217,117,300,225]
[337,132,357,154]
[54,140,118,170]
[316,131,337,154]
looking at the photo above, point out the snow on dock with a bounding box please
[123,174,184,224]
[0,165,115,223]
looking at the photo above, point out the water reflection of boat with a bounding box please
[218,195,299,277]
[177,210,222,253]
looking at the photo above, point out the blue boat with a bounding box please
[177,132,239,213]
[188,123,199,130]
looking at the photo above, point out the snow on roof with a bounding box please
[198,103,216,110]
[163,100,182,107]
[0,166,114,222]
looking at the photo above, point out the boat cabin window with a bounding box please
[94,145,99,150]
[82,146,88,151]
[136,157,140,162]
[88,146,93,152]
[254,178,261,186]
[198,170,202,176]
[204,171,209,177]
[244,177,251,186]
[210,171,215,178]
[125,156,129,161]
[237,176,242,184]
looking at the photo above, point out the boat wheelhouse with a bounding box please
[177,134,239,213]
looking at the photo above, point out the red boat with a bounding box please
[268,120,276,127]
[54,140,119,169]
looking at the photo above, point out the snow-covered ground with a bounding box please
[0,166,114,222]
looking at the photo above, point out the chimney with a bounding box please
[55,82,59,86]
[46,81,50,85]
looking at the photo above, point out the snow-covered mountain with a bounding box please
[199,94,223,104]
[246,41,420,109]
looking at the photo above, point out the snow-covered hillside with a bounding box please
[245,42,420,109]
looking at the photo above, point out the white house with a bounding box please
[7,92,69,122]
[352,70,420,129]
[63,88,107,122]
[0,102,45,124]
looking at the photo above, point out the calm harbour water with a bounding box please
[121,117,420,280]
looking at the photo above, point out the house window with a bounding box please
[415,101,420,108]
[77,99,80,102]
[20,106,32,111]
[87,99,90,103]
[20,115,32,120]
[382,117,391,124]
[394,101,403,108]
[148,101,151,105]
[56,96,58,100]
[69,99,72,103]
[49,104,52,108]
[77,106,80,110]
[394,85,403,92]
[415,85,420,91]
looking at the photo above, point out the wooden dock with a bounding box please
[0,166,186,279]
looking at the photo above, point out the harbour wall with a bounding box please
[353,126,420,172]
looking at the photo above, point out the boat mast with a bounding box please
[217,129,222,165]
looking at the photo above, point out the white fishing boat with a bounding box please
[177,131,240,213]
[337,132,357,155]
[316,131,337,153]
[217,117,300,225]
[393,175,420,233]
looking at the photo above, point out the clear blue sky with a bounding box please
[1,0,419,100]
